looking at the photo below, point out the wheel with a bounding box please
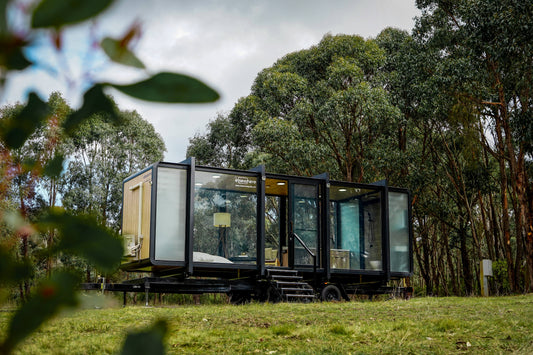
[321,285,341,302]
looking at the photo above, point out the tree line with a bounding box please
[187,0,533,295]
[1,92,165,300]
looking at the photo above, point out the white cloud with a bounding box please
[2,0,420,163]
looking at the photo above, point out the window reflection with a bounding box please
[292,184,319,266]
[193,171,258,264]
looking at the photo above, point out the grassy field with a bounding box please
[1,294,532,354]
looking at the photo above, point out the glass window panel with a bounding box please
[194,171,258,264]
[339,201,360,269]
[265,195,286,265]
[330,185,382,271]
[265,177,289,267]
[389,191,410,273]
[154,167,187,261]
[363,196,382,270]
[292,184,318,266]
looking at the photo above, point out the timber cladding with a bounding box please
[122,171,153,260]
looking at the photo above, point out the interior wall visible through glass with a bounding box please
[329,185,383,271]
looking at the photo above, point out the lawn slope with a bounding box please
[1,295,532,354]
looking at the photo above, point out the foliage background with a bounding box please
[188,0,533,296]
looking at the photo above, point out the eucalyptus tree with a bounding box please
[60,106,165,231]
[1,92,71,289]
[414,0,533,292]
[189,34,403,183]
[187,113,236,168]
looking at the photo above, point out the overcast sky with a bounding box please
[2,0,421,163]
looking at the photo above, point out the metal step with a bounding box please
[280,287,314,293]
[266,268,316,303]
[273,281,311,287]
[284,294,315,302]
[267,269,298,277]
[269,274,303,281]
[285,293,315,298]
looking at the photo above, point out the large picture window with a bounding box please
[193,170,258,264]
[329,185,382,271]
[154,167,187,261]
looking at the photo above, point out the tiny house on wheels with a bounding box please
[87,158,413,303]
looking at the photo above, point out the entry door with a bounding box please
[288,183,320,268]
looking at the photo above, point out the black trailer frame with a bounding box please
[82,158,413,303]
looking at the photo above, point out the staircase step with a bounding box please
[266,268,316,303]
[270,274,303,281]
[267,269,298,276]
[280,287,314,293]
[282,291,314,297]
[274,281,311,288]
[285,294,316,300]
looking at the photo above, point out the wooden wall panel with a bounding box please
[122,169,153,261]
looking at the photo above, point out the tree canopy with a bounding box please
[189,34,403,183]
[61,105,165,230]
[188,0,533,295]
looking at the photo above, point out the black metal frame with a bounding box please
[262,172,324,272]
[193,165,261,273]
[120,160,413,291]
[249,165,266,275]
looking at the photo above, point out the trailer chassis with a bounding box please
[80,276,412,306]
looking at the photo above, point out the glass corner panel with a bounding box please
[154,167,187,261]
[389,191,410,273]
[329,185,382,271]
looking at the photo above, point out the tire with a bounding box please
[321,285,341,302]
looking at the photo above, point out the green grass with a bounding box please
[1,295,532,354]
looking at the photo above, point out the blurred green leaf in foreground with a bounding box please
[0,0,218,353]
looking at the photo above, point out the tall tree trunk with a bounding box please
[431,235,439,295]
[526,179,533,291]
[514,157,532,292]
[413,215,433,295]
[488,190,502,260]
[494,113,517,291]
[456,204,474,295]
[459,222,473,295]
[478,191,494,261]
[493,65,529,292]
[442,222,458,295]
[46,178,58,276]
[19,195,31,300]
[46,230,54,277]
[511,187,525,291]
